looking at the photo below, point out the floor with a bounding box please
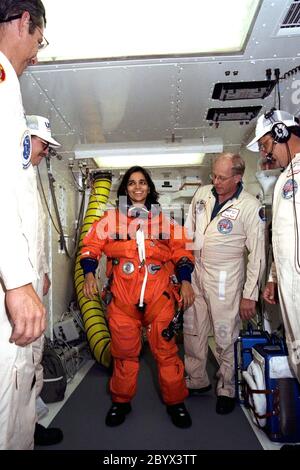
[36,334,300,451]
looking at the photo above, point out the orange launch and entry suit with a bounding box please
[80,207,194,405]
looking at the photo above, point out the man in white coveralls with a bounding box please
[247,109,300,384]
[184,153,265,414]
[0,0,47,450]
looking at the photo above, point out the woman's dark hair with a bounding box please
[117,166,159,207]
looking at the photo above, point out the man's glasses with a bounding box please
[39,139,50,152]
[35,25,49,50]
[209,174,235,183]
[258,138,276,153]
[0,14,22,23]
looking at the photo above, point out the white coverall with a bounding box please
[184,184,265,397]
[268,154,300,382]
[0,52,39,450]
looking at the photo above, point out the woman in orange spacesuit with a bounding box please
[80,166,195,428]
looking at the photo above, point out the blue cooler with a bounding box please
[247,341,300,443]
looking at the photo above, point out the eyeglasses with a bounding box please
[258,138,276,153]
[209,173,235,183]
[35,24,49,50]
[39,139,50,152]
[0,14,22,23]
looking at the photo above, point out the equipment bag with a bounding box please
[234,323,270,403]
[243,338,300,443]
[40,346,67,403]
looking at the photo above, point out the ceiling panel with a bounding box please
[20,0,300,167]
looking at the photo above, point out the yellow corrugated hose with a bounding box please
[74,171,112,368]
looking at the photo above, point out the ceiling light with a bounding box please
[39,0,261,62]
[92,153,209,169]
[74,138,223,168]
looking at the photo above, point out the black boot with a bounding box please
[166,402,192,428]
[105,402,132,427]
[280,444,300,450]
[34,423,63,446]
[216,396,236,415]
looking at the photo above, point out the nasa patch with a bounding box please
[258,206,266,222]
[21,131,31,169]
[0,64,5,83]
[217,218,233,234]
[282,178,298,199]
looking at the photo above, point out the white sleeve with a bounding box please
[0,85,35,289]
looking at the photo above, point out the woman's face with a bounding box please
[126,171,149,205]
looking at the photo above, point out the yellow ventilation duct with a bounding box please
[74,171,112,367]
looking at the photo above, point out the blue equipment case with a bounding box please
[244,341,300,443]
[234,323,270,403]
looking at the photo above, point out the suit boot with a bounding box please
[166,402,192,428]
[105,402,132,427]
[34,423,63,446]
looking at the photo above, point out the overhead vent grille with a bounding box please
[276,0,300,37]
[281,0,300,28]
[212,81,276,101]
[206,106,261,122]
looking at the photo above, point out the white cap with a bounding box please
[247,109,298,152]
[26,115,61,148]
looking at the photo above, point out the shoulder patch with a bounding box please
[0,64,6,83]
[21,130,32,169]
[282,178,298,200]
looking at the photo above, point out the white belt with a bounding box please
[136,226,148,307]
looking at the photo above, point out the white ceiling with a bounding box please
[20,0,300,173]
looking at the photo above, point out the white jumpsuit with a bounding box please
[0,51,39,450]
[268,154,300,382]
[184,184,265,397]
